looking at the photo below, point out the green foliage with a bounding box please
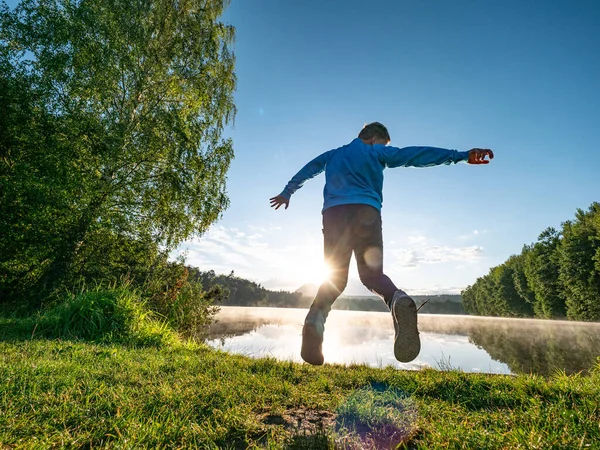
[524,227,566,318]
[69,230,163,289]
[485,266,517,316]
[462,273,502,317]
[0,0,236,302]
[0,26,77,301]
[463,203,600,321]
[192,269,306,308]
[510,249,537,307]
[460,285,478,315]
[559,204,600,320]
[36,286,178,346]
[145,264,227,340]
[492,257,533,317]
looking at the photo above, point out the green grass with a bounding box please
[32,287,179,347]
[1,307,599,448]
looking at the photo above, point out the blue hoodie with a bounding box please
[279,138,470,212]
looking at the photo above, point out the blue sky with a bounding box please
[182,0,599,295]
[7,0,600,295]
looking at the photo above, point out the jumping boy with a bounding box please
[270,122,494,365]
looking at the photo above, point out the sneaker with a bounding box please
[301,308,325,365]
[391,291,421,363]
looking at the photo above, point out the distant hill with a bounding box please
[295,283,319,298]
[329,295,464,315]
[296,284,464,314]
[193,269,464,314]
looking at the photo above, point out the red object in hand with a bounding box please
[468,148,494,164]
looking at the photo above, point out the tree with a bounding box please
[509,250,537,309]
[523,228,566,318]
[461,284,478,315]
[496,255,533,317]
[0,0,236,301]
[462,206,600,321]
[462,256,533,318]
[188,268,306,308]
[559,204,600,321]
[462,274,497,317]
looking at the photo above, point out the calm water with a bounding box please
[206,307,600,376]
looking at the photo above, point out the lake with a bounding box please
[206,307,600,376]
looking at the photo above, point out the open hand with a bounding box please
[468,148,494,164]
[269,195,289,210]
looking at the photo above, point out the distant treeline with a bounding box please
[330,295,464,314]
[190,268,464,314]
[462,202,600,321]
[189,269,309,308]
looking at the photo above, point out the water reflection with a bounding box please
[205,307,600,376]
[465,318,600,375]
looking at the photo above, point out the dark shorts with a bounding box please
[323,204,384,275]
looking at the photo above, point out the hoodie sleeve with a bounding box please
[379,146,470,168]
[279,150,334,199]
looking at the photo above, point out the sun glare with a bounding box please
[293,259,331,287]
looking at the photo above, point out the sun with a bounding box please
[293,259,331,287]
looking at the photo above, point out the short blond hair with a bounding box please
[358,122,390,142]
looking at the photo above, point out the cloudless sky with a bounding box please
[6,0,600,294]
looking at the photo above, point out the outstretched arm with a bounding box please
[270,150,333,210]
[379,146,493,168]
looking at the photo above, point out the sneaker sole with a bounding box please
[392,296,421,363]
[301,324,324,366]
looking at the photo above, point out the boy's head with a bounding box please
[358,122,390,145]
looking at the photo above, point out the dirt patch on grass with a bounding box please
[259,407,337,432]
[258,407,416,449]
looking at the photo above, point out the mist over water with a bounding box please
[205,307,600,375]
